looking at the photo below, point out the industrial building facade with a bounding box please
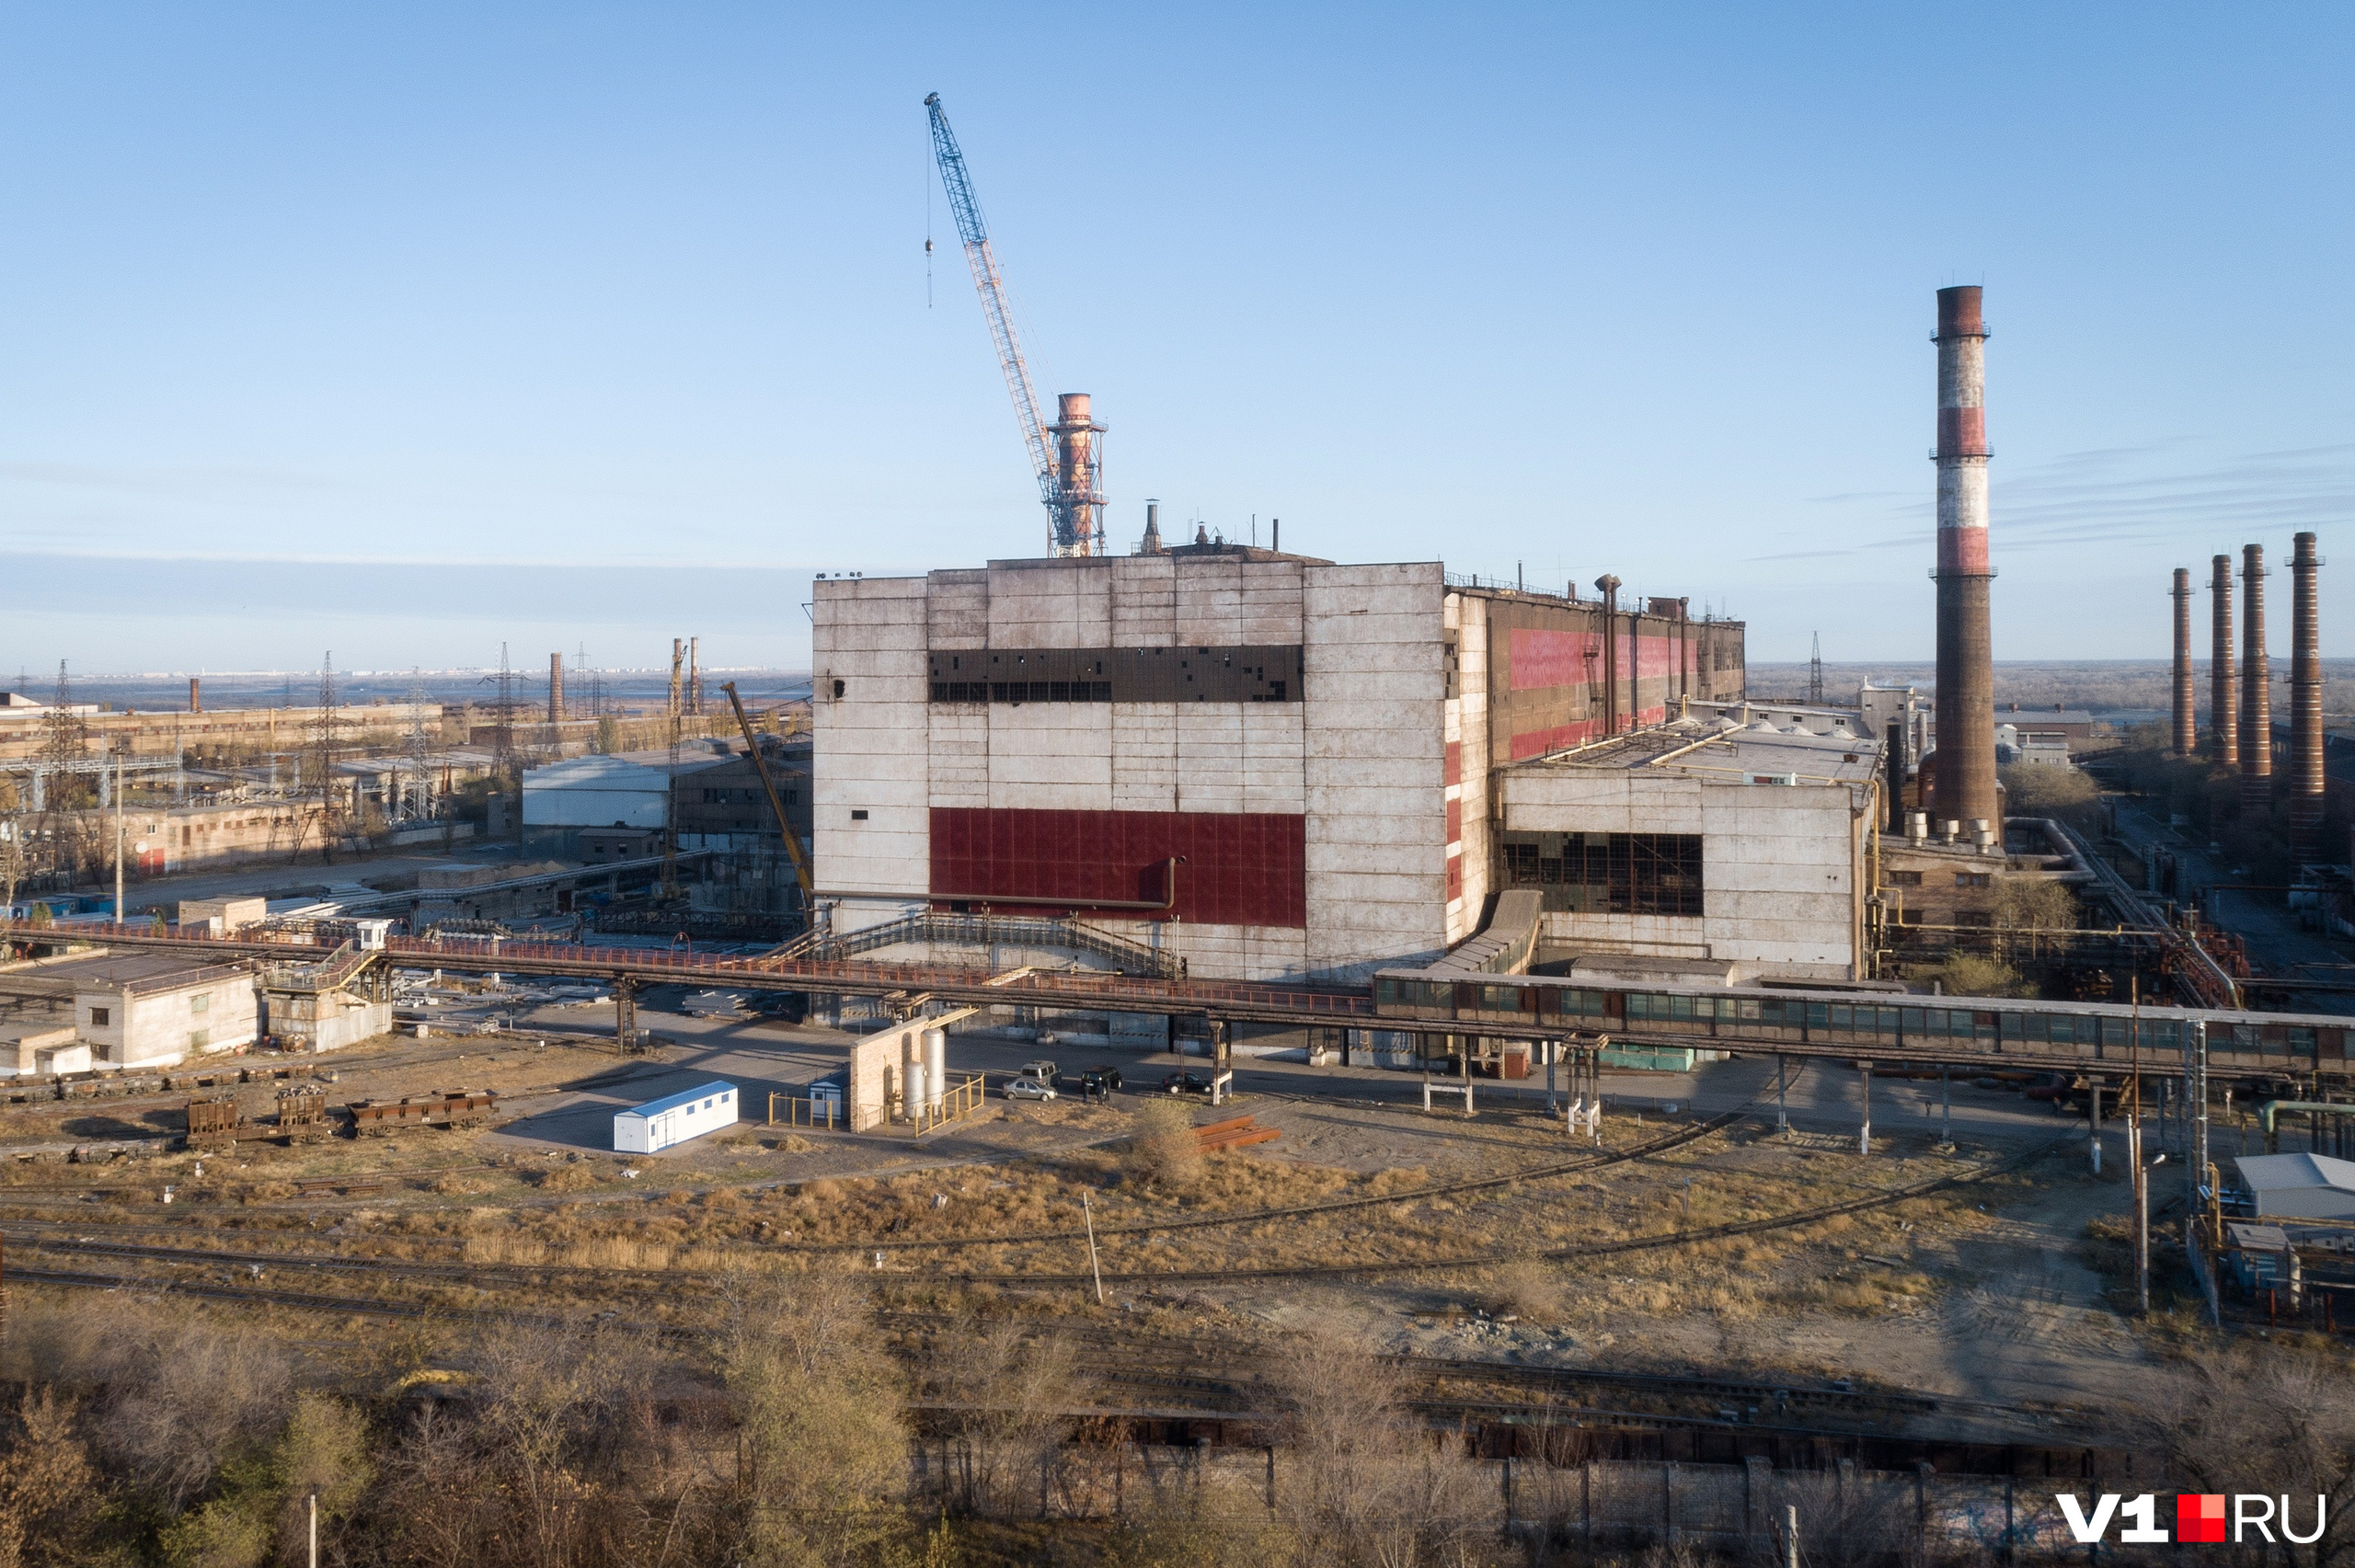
[813,546,1744,981]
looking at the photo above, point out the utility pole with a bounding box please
[2130,980,2148,1313]
[112,744,124,921]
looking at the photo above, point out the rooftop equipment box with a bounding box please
[614,1080,739,1154]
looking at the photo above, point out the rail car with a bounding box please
[1372,970,2353,1076]
[347,1088,498,1137]
[183,1086,334,1150]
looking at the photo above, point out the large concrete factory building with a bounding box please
[811,543,1745,982]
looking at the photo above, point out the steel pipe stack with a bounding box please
[2241,544,2271,812]
[2291,532,2325,863]
[1931,286,1997,830]
[2170,567,2195,757]
[2210,555,2238,766]
[549,652,565,725]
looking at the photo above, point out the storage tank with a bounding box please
[924,1028,947,1112]
[902,1032,927,1119]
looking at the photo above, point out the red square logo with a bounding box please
[2177,1494,2227,1543]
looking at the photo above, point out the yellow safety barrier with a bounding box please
[767,1092,840,1131]
[913,1073,986,1137]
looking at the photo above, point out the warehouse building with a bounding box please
[520,747,732,859]
[1496,704,1879,979]
[811,544,1745,982]
[0,952,258,1069]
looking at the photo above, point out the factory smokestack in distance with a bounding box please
[549,653,565,725]
[189,677,201,715]
[2241,544,2271,812]
[2291,532,2325,863]
[2210,555,2237,766]
[2170,568,2195,757]
[1931,286,1997,831]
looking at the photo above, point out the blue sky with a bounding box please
[2,4,2349,677]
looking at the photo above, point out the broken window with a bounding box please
[1498,830,1704,916]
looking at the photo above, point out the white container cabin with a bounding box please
[614,1080,739,1154]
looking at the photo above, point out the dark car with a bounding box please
[1159,1070,1212,1096]
[749,991,808,1023]
[1076,1067,1123,1100]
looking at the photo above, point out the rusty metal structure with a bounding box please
[348,1087,497,1138]
[2241,544,2272,812]
[1931,286,1996,830]
[2170,567,2196,757]
[2291,532,2326,863]
[184,1093,241,1151]
[2210,554,2238,766]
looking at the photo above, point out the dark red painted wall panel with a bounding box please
[929,807,1307,928]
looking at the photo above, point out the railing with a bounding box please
[767,1093,840,1130]
[913,1073,986,1136]
[793,911,1186,980]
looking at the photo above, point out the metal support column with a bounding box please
[1775,1053,1788,1134]
[1858,1060,1872,1156]
[615,975,637,1053]
[2089,1071,2103,1175]
[1939,1063,1953,1150]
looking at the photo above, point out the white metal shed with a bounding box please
[614,1080,739,1154]
[2235,1152,2355,1221]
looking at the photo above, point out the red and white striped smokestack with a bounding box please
[2210,554,2237,766]
[2170,568,2195,757]
[1932,286,1997,830]
[2241,544,2271,812]
[2291,532,2325,863]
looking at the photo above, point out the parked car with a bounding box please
[1159,1070,1212,1097]
[1003,1076,1058,1103]
[1076,1067,1123,1099]
[1017,1059,1062,1087]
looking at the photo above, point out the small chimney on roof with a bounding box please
[1140,500,1164,555]
[1195,523,1210,545]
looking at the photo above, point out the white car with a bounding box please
[1003,1076,1057,1102]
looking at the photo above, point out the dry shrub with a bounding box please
[928,1317,1083,1519]
[1125,1100,1200,1185]
[1268,1325,1492,1564]
[1364,1165,1430,1196]
[463,1232,547,1266]
[1485,1257,1568,1322]
[767,1133,813,1152]
[723,1269,909,1563]
[533,1162,603,1193]
[802,1178,843,1202]
[239,1179,297,1203]
[431,1173,490,1196]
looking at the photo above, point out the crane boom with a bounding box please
[925,93,1097,555]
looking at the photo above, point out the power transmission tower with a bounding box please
[33,661,87,882]
[304,653,343,861]
[406,670,435,825]
[1808,633,1824,706]
[661,639,684,901]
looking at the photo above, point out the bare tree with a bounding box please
[720,1269,909,1568]
[929,1316,1082,1520]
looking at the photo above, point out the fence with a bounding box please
[766,1093,840,1131]
[905,1440,2109,1561]
[914,1074,986,1137]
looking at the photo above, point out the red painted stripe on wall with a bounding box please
[928,807,1307,928]
[1508,628,1603,690]
[1443,741,1462,787]
[1445,853,1463,902]
[1936,407,1987,455]
[1445,797,1462,844]
[1509,719,1603,760]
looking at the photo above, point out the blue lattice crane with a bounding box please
[925,93,1103,556]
